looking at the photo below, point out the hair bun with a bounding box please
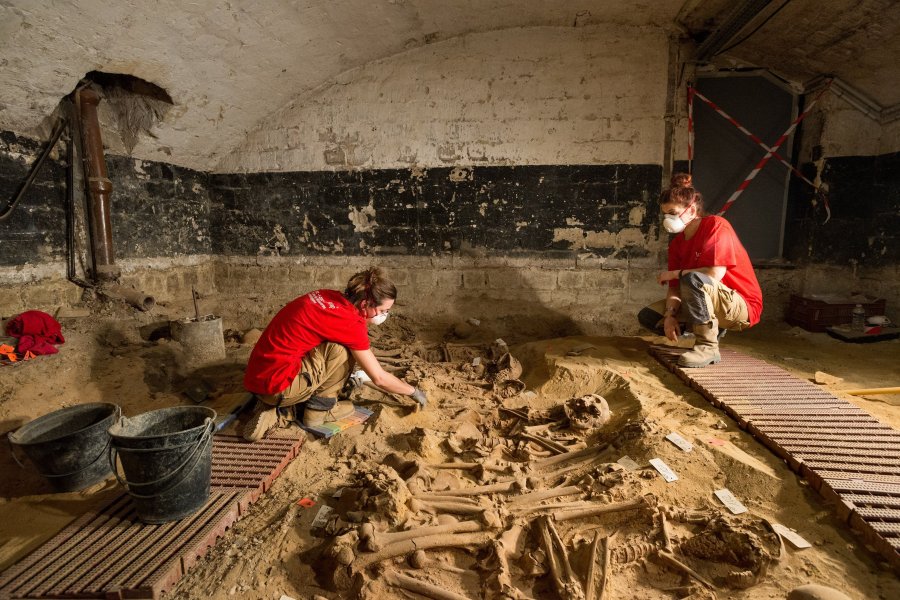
[671,173,693,189]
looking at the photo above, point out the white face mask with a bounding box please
[369,312,389,325]
[662,214,687,234]
[662,202,695,234]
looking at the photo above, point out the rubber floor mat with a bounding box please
[0,434,304,599]
[651,345,900,571]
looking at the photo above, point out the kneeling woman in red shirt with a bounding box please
[242,267,426,440]
[638,174,763,368]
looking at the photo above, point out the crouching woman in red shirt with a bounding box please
[638,174,763,368]
[242,267,427,441]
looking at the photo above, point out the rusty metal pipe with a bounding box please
[98,284,155,312]
[77,87,119,282]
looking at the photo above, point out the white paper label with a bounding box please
[714,489,748,514]
[649,458,678,482]
[771,523,812,549]
[617,456,640,471]
[665,432,693,452]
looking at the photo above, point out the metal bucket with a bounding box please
[8,403,120,492]
[108,406,216,524]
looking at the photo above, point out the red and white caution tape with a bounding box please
[690,87,819,190]
[687,86,695,173]
[716,80,832,216]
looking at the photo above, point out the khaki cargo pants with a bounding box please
[640,272,751,333]
[258,342,352,408]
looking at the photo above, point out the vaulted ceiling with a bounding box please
[0,0,896,171]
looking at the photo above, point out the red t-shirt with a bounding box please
[667,216,763,326]
[243,289,370,394]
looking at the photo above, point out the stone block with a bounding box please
[484,269,521,290]
[411,269,462,290]
[557,270,585,289]
[462,270,488,289]
[581,269,627,290]
[387,268,410,286]
[519,270,558,291]
[0,285,23,316]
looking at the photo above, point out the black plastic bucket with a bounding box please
[108,406,216,524]
[8,403,120,492]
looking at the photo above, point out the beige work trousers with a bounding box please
[258,342,352,408]
[648,277,751,332]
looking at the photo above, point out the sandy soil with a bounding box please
[0,306,898,600]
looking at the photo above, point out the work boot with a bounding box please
[677,320,721,368]
[243,401,279,442]
[303,401,356,427]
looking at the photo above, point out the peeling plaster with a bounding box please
[348,201,378,233]
[553,225,645,249]
[449,166,473,182]
[628,205,645,226]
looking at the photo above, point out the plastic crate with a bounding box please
[786,294,887,332]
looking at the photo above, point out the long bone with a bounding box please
[487,525,525,599]
[412,494,482,505]
[658,506,673,552]
[416,478,525,497]
[534,444,609,470]
[537,515,586,600]
[408,498,488,516]
[358,520,483,552]
[585,530,616,600]
[654,550,717,591]
[519,432,569,454]
[383,570,475,600]
[508,485,582,508]
[408,549,468,573]
[516,501,598,516]
[554,496,650,522]
[354,532,494,570]
[428,460,508,473]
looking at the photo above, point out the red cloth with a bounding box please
[667,216,763,326]
[5,310,66,355]
[244,289,370,395]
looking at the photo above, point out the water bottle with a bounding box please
[851,304,866,330]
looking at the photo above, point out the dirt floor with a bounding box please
[1,302,899,600]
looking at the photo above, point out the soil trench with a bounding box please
[1,310,898,600]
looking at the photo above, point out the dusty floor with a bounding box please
[0,303,898,600]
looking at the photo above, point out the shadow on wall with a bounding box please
[441,265,583,344]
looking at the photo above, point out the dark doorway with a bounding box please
[693,72,797,260]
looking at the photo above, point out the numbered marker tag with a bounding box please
[617,456,640,471]
[771,523,811,549]
[649,458,678,482]
[714,489,748,514]
[666,432,693,452]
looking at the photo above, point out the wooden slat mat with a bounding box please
[650,345,900,570]
[0,433,304,599]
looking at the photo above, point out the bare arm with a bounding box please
[351,348,416,396]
